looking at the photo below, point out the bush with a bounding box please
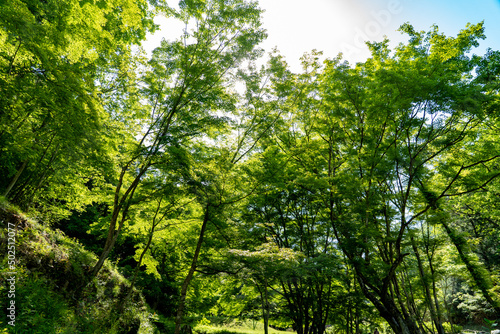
[1,276,78,333]
[442,322,463,334]
[194,325,242,334]
[0,204,158,333]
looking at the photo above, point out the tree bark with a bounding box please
[120,199,164,309]
[441,218,500,316]
[90,161,149,279]
[411,236,445,334]
[264,277,269,334]
[356,276,424,334]
[257,277,270,334]
[4,160,27,198]
[174,205,210,334]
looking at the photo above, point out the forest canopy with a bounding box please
[1,1,500,334]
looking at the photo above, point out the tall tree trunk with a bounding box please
[90,161,149,279]
[257,278,270,334]
[411,236,445,334]
[358,278,423,334]
[26,142,60,209]
[423,225,446,334]
[355,307,360,334]
[346,306,351,334]
[4,160,27,198]
[441,218,500,316]
[174,205,210,334]
[264,277,269,334]
[281,281,303,334]
[120,199,164,309]
[90,207,127,278]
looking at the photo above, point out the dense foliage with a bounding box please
[1,1,500,333]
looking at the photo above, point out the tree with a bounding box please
[228,244,301,334]
[437,47,500,318]
[89,0,266,280]
[320,23,500,333]
[235,113,353,334]
[252,23,500,334]
[0,0,158,219]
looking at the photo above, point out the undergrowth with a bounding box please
[0,197,158,333]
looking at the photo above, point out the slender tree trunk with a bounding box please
[116,228,153,310]
[26,142,60,209]
[282,281,302,334]
[4,160,27,198]
[392,276,421,333]
[358,278,422,334]
[321,282,331,334]
[264,277,269,334]
[91,209,126,278]
[423,225,445,334]
[174,205,210,334]
[441,219,500,316]
[120,199,164,309]
[411,236,445,334]
[90,160,149,279]
[431,274,444,332]
[257,278,270,334]
[355,307,360,334]
[400,265,424,332]
[441,279,456,333]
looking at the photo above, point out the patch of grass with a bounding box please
[194,322,293,334]
[0,275,78,333]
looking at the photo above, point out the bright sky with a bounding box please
[144,0,500,71]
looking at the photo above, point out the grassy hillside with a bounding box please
[0,198,161,333]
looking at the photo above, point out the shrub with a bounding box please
[442,322,463,334]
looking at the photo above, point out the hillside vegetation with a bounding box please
[1,0,500,333]
[0,198,159,333]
